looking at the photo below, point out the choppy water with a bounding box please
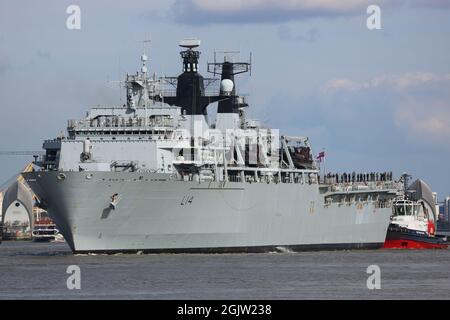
[0,241,449,299]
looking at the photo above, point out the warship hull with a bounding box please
[24,171,392,253]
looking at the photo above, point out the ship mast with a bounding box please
[142,39,151,126]
[401,172,412,198]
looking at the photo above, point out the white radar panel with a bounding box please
[179,38,201,49]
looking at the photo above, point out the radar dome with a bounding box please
[220,79,234,95]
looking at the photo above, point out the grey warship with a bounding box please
[23,39,399,253]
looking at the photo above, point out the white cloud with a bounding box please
[322,78,361,92]
[277,25,320,42]
[192,0,371,13]
[321,72,450,146]
[395,99,450,143]
[173,0,450,24]
[323,72,450,93]
[173,0,380,24]
[411,0,450,8]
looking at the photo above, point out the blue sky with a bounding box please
[0,0,449,199]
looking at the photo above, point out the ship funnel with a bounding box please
[158,39,222,116]
[208,51,251,114]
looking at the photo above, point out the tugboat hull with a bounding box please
[383,226,449,249]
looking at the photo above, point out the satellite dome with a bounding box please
[220,79,234,95]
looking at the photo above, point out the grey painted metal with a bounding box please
[23,171,396,252]
[22,40,400,253]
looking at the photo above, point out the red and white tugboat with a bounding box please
[32,209,59,242]
[383,174,449,249]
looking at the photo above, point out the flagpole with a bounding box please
[316,149,325,182]
[323,149,326,179]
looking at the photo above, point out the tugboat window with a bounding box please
[405,205,412,216]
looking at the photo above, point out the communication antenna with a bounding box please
[401,172,412,194]
[117,56,123,103]
[208,51,251,77]
[206,50,252,114]
[141,38,151,75]
[249,52,252,76]
[142,38,152,123]
[179,38,201,50]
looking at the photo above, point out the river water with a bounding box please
[0,241,449,299]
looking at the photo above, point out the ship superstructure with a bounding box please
[23,40,399,253]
